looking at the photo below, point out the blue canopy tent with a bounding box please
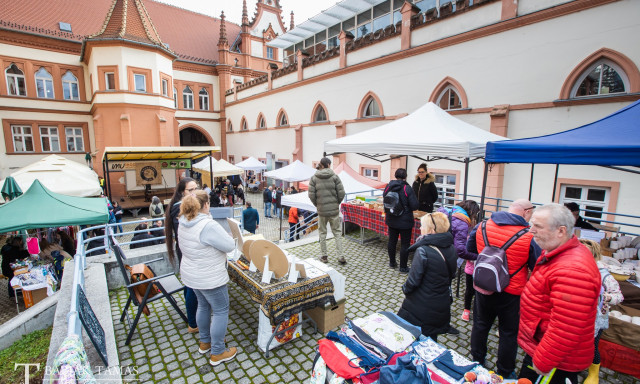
[480,99,640,213]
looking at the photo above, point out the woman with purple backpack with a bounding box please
[438,200,480,322]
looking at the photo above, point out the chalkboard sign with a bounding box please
[77,286,109,366]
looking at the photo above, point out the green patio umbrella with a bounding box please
[1,176,22,201]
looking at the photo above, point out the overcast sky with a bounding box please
[156,0,341,27]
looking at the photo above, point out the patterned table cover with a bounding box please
[340,203,421,244]
[228,256,335,326]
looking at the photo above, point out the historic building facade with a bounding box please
[1,0,639,224]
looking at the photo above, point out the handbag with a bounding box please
[125,264,160,316]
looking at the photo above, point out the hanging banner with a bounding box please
[108,159,192,172]
[135,162,162,185]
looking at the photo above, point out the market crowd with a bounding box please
[373,162,617,384]
[157,157,616,383]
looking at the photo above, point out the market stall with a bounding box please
[483,99,640,209]
[225,227,343,357]
[311,311,492,384]
[235,156,267,191]
[0,179,109,310]
[0,154,102,197]
[324,102,508,199]
[341,201,423,245]
[263,160,316,183]
[483,100,640,378]
[0,179,109,232]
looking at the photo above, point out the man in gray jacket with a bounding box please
[309,157,346,264]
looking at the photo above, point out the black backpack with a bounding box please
[383,185,408,216]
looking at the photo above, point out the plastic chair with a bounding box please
[109,234,187,345]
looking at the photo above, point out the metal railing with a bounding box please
[435,191,640,236]
[67,218,167,339]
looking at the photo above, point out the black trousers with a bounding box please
[594,329,603,364]
[464,273,475,310]
[387,227,412,268]
[470,291,521,376]
[519,354,578,384]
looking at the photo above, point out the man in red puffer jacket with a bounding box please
[518,204,601,384]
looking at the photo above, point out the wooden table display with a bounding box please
[228,255,335,356]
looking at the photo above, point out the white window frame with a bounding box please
[242,119,248,131]
[173,87,178,108]
[433,172,457,207]
[570,59,629,98]
[161,79,168,96]
[35,67,55,99]
[199,88,209,110]
[361,167,379,181]
[183,86,194,109]
[105,72,116,90]
[228,121,233,132]
[560,184,610,221]
[65,127,84,152]
[11,125,34,152]
[436,86,463,111]
[133,73,146,92]
[62,71,80,100]
[314,106,327,122]
[39,126,60,152]
[278,112,288,126]
[363,97,380,117]
[258,116,266,129]
[266,47,274,60]
[6,64,27,96]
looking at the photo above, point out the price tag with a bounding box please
[261,256,272,283]
[287,268,298,283]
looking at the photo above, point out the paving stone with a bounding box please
[154,370,167,381]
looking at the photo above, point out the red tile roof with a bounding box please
[0,0,241,64]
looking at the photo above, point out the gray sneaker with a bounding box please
[338,257,346,265]
[320,255,329,263]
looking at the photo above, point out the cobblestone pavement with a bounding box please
[110,230,636,384]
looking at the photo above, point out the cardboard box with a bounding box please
[23,287,48,308]
[307,299,346,334]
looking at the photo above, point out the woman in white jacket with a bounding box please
[178,190,237,366]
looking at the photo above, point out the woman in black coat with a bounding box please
[383,168,419,273]
[398,212,457,341]
[412,163,439,213]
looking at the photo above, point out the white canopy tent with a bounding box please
[0,154,102,197]
[324,102,509,198]
[263,160,316,183]
[281,171,382,212]
[193,157,243,177]
[235,156,267,171]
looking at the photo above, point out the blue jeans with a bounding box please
[185,287,198,328]
[193,285,229,355]
[115,218,123,234]
[264,202,272,217]
[272,204,278,217]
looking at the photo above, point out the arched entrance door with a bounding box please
[179,127,210,146]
